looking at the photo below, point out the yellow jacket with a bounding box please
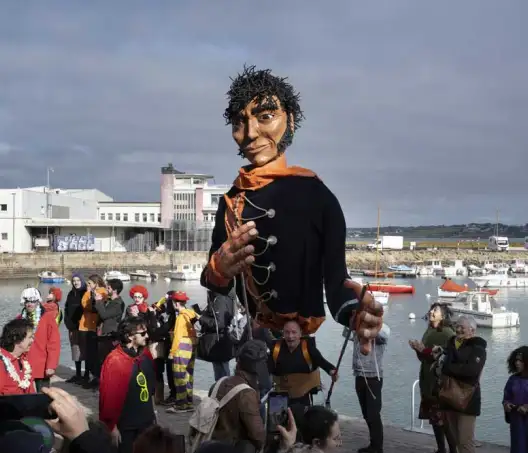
[170,308,197,355]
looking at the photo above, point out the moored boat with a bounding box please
[437,278,499,298]
[471,268,528,288]
[363,270,395,278]
[367,281,415,294]
[38,271,65,284]
[103,270,131,282]
[129,269,159,281]
[438,291,520,329]
[169,263,203,281]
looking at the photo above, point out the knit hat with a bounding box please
[129,285,148,300]
[48,287,62,302]
[236,339,268,374]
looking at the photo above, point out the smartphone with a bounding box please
[266,391,289,433]
[174,434,186,453]
[0,394,56,421]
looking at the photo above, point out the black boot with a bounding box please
[433,425,446,453]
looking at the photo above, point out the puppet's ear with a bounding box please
[289,113,294,132]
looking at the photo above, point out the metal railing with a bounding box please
[404,379,433,435]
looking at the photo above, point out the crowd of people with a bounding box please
[3,272,518,453]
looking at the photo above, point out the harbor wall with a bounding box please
[0,249,527,280]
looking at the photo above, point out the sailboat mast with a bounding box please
[495,209,499,236]
[375,206,380,275]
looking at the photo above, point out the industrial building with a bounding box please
[0,164,230,254]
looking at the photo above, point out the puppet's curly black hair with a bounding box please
[507,345,528,374]
[223,65,305,156]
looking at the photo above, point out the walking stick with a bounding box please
[325,285,368,409]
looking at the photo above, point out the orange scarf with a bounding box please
[234,154,317,190]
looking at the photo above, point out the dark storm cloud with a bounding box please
[0,0,526,226]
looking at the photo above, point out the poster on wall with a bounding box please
[53,234,95,252]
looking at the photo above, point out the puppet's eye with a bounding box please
[259,113,274,121]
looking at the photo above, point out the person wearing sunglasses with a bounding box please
[99,317,156,453]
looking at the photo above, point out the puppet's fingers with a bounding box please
[229,222,258,253]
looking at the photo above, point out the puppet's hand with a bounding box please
[345,281,383,355]
[212,221,258,279]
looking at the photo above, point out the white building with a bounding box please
[0,187,161,254]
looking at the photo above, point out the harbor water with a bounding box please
[1,275,525,446]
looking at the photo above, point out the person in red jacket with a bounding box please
[19,287,61,392]
[99,317,156,453]
[0,318,36,395]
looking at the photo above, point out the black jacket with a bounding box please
[94,297,125,336]
[68,429,113,453]
[64,287,87,331]
[197,292,237,363]
[441,335,487,416]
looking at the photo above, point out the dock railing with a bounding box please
[404,379,433,435]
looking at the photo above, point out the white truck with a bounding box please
[488,236,509,252]
[366,235,404,251]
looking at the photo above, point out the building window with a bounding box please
[0,204,7,212]
[108,213,113,221]
[135,213,140,222]
[143,213,147,222]
[211,194,221,206]
[100,213,106,221]
[116,213,121,221]
[1,233,7,240]
[157,213,161,222]
[150,213,155,222]
[124,213,128,221]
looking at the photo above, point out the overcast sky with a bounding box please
[0,1,526,227]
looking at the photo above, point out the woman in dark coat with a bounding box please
[409,303,455,453]
[64,273,87,383]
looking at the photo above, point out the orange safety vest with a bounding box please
[272,339,321,399]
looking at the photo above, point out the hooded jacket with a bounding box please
[64,273,87,331]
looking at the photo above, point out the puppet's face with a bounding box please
[232,95,292,167]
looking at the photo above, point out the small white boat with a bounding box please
[471,268,528,288]
[129,269,159,281]
[169,263,203,281]
[103,270,131,282]
[440,260,468,277]
[445,291,520,329]
[417,260,443,276]
[510,260,528,274]
[38,271,65,284]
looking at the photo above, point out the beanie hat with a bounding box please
[236,339,268,374]
[129,285,148,300]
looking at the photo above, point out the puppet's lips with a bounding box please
[243,145,268,154]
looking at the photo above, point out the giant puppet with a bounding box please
[201,66,383,353]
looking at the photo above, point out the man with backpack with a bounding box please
[189,339,268,453]
[196,290,239,380]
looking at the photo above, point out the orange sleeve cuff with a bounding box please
[205,251,231,287]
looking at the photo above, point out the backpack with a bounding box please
[188,376,252,453]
